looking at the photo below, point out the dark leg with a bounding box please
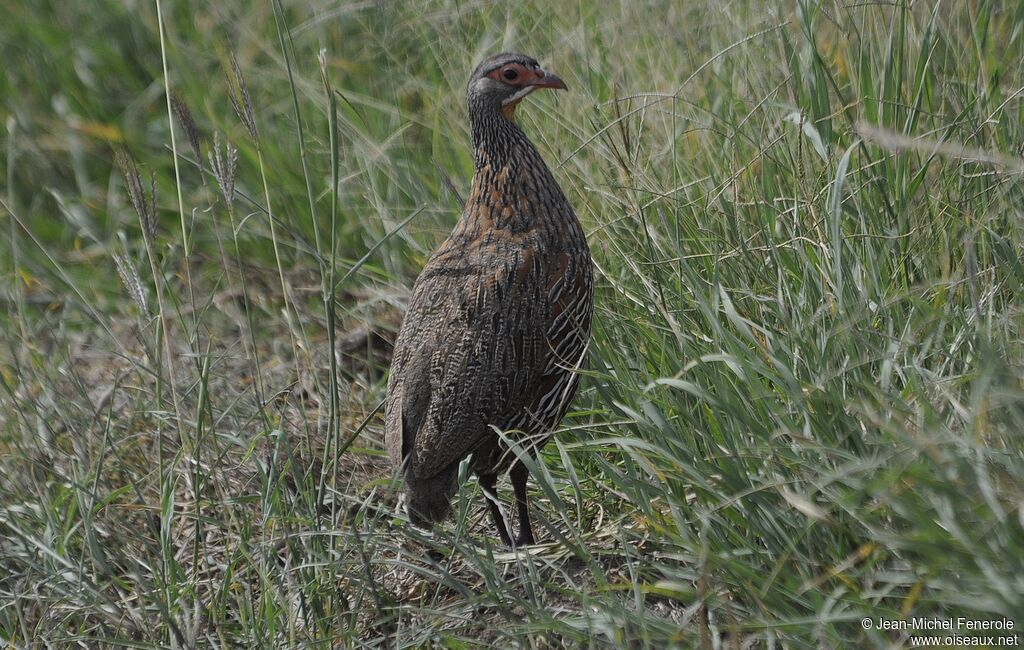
[479,473,512,546]
[510,461,535,546]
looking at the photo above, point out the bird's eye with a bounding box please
[503,68,519,81]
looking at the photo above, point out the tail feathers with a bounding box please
[404,464,459,527]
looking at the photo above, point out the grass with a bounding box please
[2,0,1023,647]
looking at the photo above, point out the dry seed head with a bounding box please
[318,48,329,90]
[227,49,258,141]
[113,252,150,317]
[209,131,238,206]
[170,92,205,186]
[115,149,158,243]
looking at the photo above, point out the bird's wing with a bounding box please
[518,250,593,429]
[384,287,438,470]
[388,245,550,481]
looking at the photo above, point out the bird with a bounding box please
[384,52,593,546]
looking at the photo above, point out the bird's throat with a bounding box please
[469,101,534,171]
[501,101,518,121]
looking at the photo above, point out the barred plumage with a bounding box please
[385,52,593,546]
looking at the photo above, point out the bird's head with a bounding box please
[467,52,567,120]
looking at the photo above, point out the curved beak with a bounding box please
[501,66,569,108]
[530,68,567,91]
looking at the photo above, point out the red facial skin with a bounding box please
[487,62,567,91]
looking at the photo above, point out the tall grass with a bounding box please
[2,1,1023,647]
